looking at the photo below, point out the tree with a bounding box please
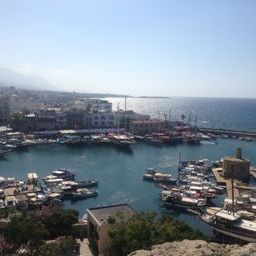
[109,212,205,256]
[4,213,49,247]
[43,208,79,238]
[34,236,80,256]
[10,112,25,130]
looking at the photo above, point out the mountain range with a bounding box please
[0,67,57,91]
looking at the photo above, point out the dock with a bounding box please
[212,168,239,199]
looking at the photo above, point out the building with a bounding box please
[223,148,250,181]
[66,109,86,129]
[114,110,150,130]
[0,96,10,124]
[87,204,136,256]
[23,113,37,132]
[55,111,67,130]
[89,111,116,128]
[89,99,112,113]
[129,119,163,134]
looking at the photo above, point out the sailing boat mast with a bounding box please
[124,96,127,132]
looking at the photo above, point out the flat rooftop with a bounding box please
[87,204,136,224]
[224,156,250,163]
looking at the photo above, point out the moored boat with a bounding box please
[72,188,98,199]
[76,179,98,188]
[160,190,206,210]
[201,209,256,243]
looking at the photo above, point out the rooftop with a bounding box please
[131,119,162,124]
[87,203,136,225]
[224,156,250,163]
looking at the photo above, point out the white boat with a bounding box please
[72,188,98,199]
[201,209,256,243]
[160,190,206,210]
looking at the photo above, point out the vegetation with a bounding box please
[33,236,80,256]
[3,206,79,255]
[9,112,25,130]
[109,212,206,256]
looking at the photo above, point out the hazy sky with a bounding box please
[0,0,256,97]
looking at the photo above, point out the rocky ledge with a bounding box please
[128,240,256,256]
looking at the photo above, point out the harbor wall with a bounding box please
[199,128,256,138]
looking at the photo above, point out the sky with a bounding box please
[0,0,256,97]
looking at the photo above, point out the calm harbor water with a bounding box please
[0,138,256,236]
[107,97,256,132]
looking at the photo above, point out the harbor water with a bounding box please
[0,138,256,236]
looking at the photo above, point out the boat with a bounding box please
[201,209,256,243]
[143,169,176,184]
[144,136,163,146]
[143,168,156,181]
[109,134,135,147]
[43,169,75,182]
[76,179,98,188]
[153,172,177,185]
[201,164,256,243]
[51,169,75,180]
[160,191,206,210]
[43,178,64,187]
[72,188,98,199]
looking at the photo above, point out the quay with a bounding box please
[199,127,256,139]
[212,167,256,199]
[212,168,239,199]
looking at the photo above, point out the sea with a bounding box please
[1,97,256,237]
[107,97,256,132]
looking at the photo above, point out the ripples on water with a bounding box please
[107,97,256,132]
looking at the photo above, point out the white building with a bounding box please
[86,111,116,128]
[88,99,112,113]
[114,110,150,122]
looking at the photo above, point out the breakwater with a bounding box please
[199,128,256,139]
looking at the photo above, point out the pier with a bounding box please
[199,128,256,138]
[212,168,239,199]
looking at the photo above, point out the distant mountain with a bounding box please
[0,67,56,91]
